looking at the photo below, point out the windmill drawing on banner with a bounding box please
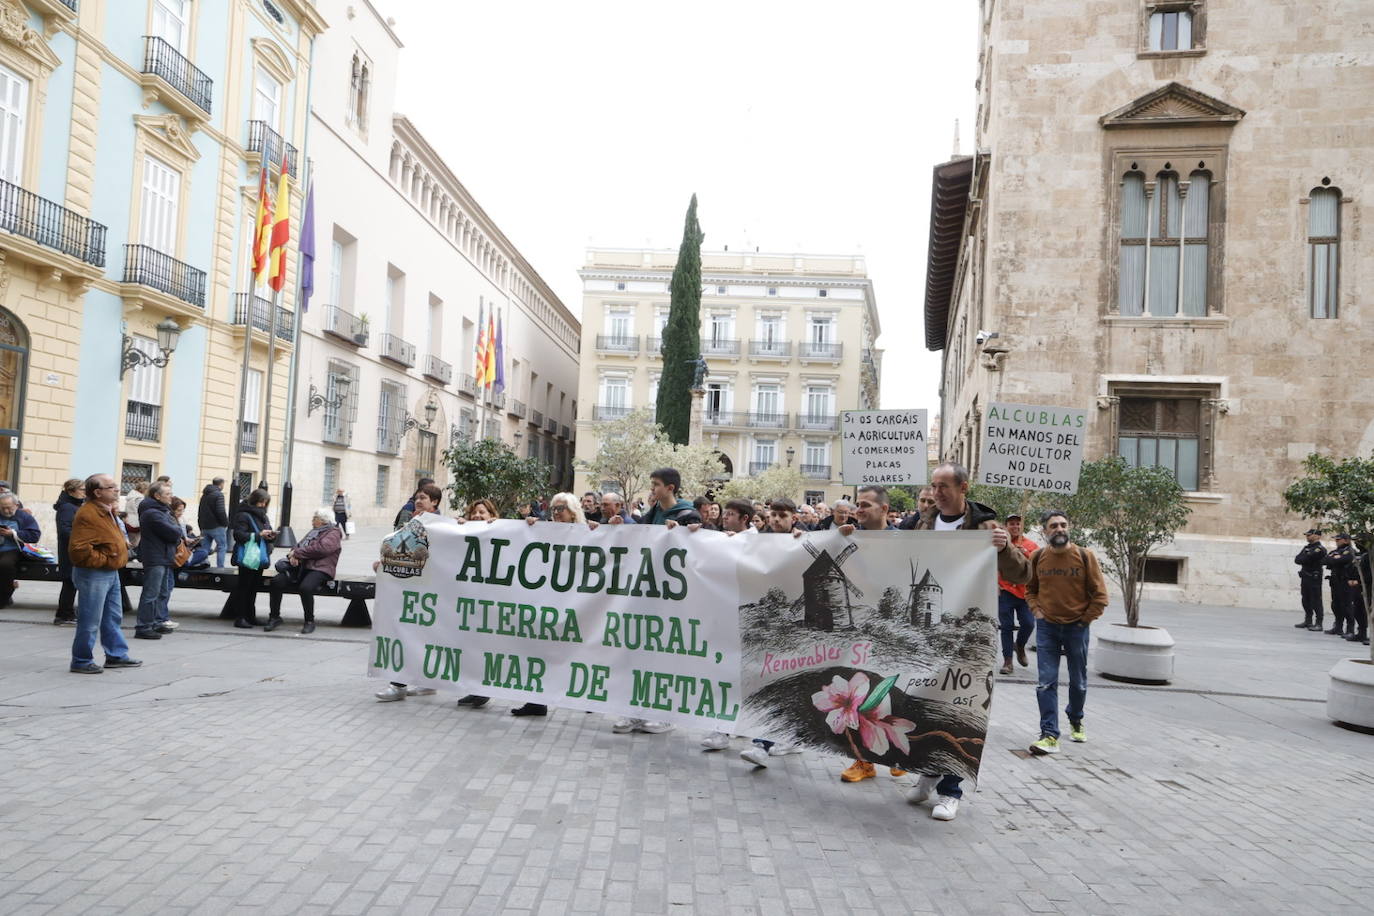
[907,560,942,628]
[801,540,862,631]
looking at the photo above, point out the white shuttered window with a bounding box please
[1308,187,1340,319]
[244,369,263,424]
[140,156,180,253]
[128,336,164,406]
[0,64,28,185]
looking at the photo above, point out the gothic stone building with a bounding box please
[925,1,1371,609]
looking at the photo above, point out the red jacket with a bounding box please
[998,535,1038,599]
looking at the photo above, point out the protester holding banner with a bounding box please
[900,462,1029,821]
[639,467,701,528]
[998,513,1040,675]
[1027,511,1108,755]
[598,492,635,525]
[454,498,500,709]
[374,484,443,702]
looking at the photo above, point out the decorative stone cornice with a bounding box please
[134,114,202,165]
[1100,82,1245,129]
[0,0,61,74]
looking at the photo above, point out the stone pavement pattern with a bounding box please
[1,534,1372,915]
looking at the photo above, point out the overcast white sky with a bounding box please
[382,0,976,410]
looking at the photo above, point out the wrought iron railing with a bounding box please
[749,339,791,358]
[510,399,527,418]
[424,354,452,385]
[531,410,544,427]
[322,305,368,346]
[493,391,507,409]
[800,341,843,360]
[458,374,478,397]
[379,333,416,367]
[593,405,631,421]
[142,36,213,115]
[560,425,570,440]
[59,0,78,11]
[594,334,638,353]
[233,294,294,341]
[0,178,107,266]
[747,411,788,429]
[545,417,557,434]
[795,414,839,432]
[240,421,260,454]
[125,401,160,441]
[123,244,206,307]
[801,464,832,479]
[646,336,663,357]
[749,461,773,476]
[701,337,740,356]
[246,120,298,178]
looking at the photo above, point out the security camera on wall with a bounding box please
[975,329,999,347]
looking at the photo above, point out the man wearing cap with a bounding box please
[1294,529,1327,632]
[1324,534,1357,637]
[998,513,1040,674]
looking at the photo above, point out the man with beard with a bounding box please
[1026,511,1108,756]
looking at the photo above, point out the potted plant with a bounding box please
[1063,457,1191,684]
[355,312,371,347]
[1284,454,1374,731]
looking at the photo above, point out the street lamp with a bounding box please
[306,374,352,416]
[120,318,182,379]
[403,388,439,433]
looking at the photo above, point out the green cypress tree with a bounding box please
[655,194,705,445]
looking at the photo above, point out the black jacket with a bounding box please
[54,490,82,577]
[1325,544,1358,583]
[1295,542,1327,577]
[198,484,228,530]
[137,496,184,567]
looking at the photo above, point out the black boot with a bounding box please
[510,703,547,717]
[1295,614,1312,628]
[264,616,282,632]
[1308,619,1324,631]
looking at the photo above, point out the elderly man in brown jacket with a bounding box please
[68,473,141,673]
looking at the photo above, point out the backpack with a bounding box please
[233,513,269,571]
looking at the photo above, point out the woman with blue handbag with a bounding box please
[229,489,276,628]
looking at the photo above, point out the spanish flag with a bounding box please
[483,308,496,387]
[252,166,273,287]
[474,301,487,383]
[267,157,291,292]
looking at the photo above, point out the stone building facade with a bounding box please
[574,248,882,506]
[924,0,1372,608]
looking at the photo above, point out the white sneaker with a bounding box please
[635,720,674,734]
[700,732,730,750]
[768,743,803,757]
[374,684,406,702]
[906,774,940,805]
[931,796,960,821]
[160,621,179,630]
[612,717,643,733]
[740,747,770,767]
[405,686,437,696]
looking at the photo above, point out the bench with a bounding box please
[15,562,375,627]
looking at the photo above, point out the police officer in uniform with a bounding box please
[1346,549,1369,645]
[1294,529,1326,631]
[1323,533,1357,636]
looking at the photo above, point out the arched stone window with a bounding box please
[1307,184,1341,318]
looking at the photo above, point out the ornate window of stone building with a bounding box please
[1306,184,1342,319]
[1102,382,1223,491]
[346,52,370,136]
[1140,2,1206,57]
[1114,153,1224,317]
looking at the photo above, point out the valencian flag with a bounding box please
[251,165,273,287]
[494,309,505,393]
[267,156,291,292]
[483,307,497,388]
[474,301,487,383]
[299,178,315,311]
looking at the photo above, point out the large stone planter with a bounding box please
[1094,623,1174,685]
[1328,658,1374,732]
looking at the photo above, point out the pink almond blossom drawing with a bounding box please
[812,672,916,762]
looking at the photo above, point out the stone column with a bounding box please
[688,388,705,446]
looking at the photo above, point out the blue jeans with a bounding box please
[136,565,175,633]
[202,527,229,567]
[71,567,131,666]
[998,591,1035,659]
[1036,620,1091,739]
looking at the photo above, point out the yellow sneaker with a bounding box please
[889,767,907,777]
[840,760,876,782]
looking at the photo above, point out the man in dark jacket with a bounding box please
[639,468,702,527]
[1294,529,1326,631]
[1324,534,1357,636]
[198,478,230,567]
[0,492,40,608]
[53,479,85,625]
[135,482,183,639]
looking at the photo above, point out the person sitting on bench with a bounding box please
[266,506,343,635]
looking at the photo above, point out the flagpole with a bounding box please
[231,168,266,510]
[262,284,281,487]
[281,159,311,489]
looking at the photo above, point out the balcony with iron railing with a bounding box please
[594,334,639,355]
[795,414,839,432]
[799,341,843,361]
[747,411,788,430]
[749,461,773,476]
[322,305,368,346]
[0,178,107,269]
[423,354,452,385]
[748,339,791,360]
[28,1,78,32]
[456,374,477,397]
[232,294,295,342]
[531,409,544,427]
[379,333,416,367]
[560,425,570,440]
[801,464,832,479]
[240,421,260,454]
[593,405,632,421]
[122,244,206,309]
[141,35,213,120]
[125,401,160,441]
[509,399,527,418]
[646,336,663,358]
[246,120,299,178]
[700,337,741,357]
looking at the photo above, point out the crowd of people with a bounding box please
[1294,528,1371,644]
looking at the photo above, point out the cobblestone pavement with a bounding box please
[2,539,1371,915]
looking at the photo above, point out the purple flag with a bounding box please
[299,180,316,311]
[495,309,506,393]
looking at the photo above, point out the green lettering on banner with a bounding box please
[497,601,516,634]
[374,636,403,672]
[607,547,631,596]
[567,662,610,701]
[602,613,622,647]
[517,541,549,589]
[481,651,546,693]
[549,544,579,592]
[455,596,475,630]
[455,537,485,583]
[578,546,606,593]
[651,671,673,710]
[630,668,652,707]
[422,643,462,682]
[400,590,419,624]
[643,615,665,653]
[517,603,538,639]
[661,547,688,600]
[475,598,495,634]
[562,608,583,643]
[626,669,740,721]
[485,539,515,586]
[630,550,662,598]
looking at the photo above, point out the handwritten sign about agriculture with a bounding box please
[840,410,928,487]
[978,402,1087,494]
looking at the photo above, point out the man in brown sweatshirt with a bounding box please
[1026,510,1108,755]
[68,474,141,673]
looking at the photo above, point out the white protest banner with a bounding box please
[978,402,1088,494]
[840,409,928,487]
[372,518,999,782]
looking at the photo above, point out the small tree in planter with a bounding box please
[443,437,550,518]
[576,407,670,502]
[1284,454,1374,663]
[1063,457,1191,627]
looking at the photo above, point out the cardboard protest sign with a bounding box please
[840,410,929,487]
[372,518,999,782]
[978,402,1088,494]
